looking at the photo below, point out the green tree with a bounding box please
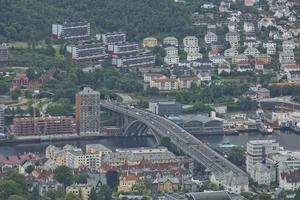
[132,181,150,195]
[46,98,74,116]
[89,188,97,200]
[30,186,41,200]
[74,173,88,184]
[64,193,81,200]
[54,166,74,187]
[0,79,9,94]
[25,165,34,174]
[258,193,271,200]
[226,146,246,167]
[7,195,27,200]
[97,185,112,200]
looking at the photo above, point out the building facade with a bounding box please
[0,43,8,61]
[75,87,101,135]
[102,32,126,45]
[71,43,105,61]
[52,21,90,40]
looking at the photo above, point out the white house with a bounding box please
[224,48,239,58]
[244,47,260,56]
[164,46,179,65]
[244,22,255,33]
[163,37,178,46]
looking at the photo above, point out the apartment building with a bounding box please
[279,51,295,64]
[75,87,101,135]
[246,140,279,174]
[0,43,8,61]
[71,43,105,61]
[107,42,139,57]
[282,40,296,52]
[204,32,218,44]
[178,76,201,89]
[163,37,178,46]
[187,52,202,62]
[143,37,158,48]
[224,48,239,58]
[164,46,179,65]
[52,21,90,40]
[244,47,260,57]
[287,71,300,83]
[112,52,155,68]
[225,31,240,43]
[243,22,255,33]
[183,36,198,47]
[102,32,126,45]
[12,116,76,136]
[66,184,92,200]
[150,78,178,91]
[0,104,5,135]
[143,73,167,83]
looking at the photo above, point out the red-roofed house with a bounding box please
[282,64,300,72]
[143,73,167,83]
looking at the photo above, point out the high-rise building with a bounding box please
[71,43,106,61]
[246,140,279,174]
[0,44,8,61]
[75,87,101,135]
[0,104,5,134]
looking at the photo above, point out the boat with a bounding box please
[218,139,237,148]
[258,123,273,134]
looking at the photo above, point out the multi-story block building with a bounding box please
[163,37,178,46]
[149,101,182,116]
[102,32,126,45]
[164,46,179,65]
[143,73,167,83]
[150,78,178,91]
[225,31,240,47]
[287,71,300,83]
[279,51,295,64]
[66,184,92,200]
[187,52,202,62]
[71,43,105,61]
[246,140,279,174]
[75,87,101,135]
[12,116,76,136]
[282,40,296,52]
[232,54,248,64]
[244,47,260,57]
[224,48,239,58]
[204,32,218,44]
[178,76,201,89]
[112,53,155,68]
[52,21,90,40]
[107,42,139,57]
[0,104,5,135]
[183,36,198,47]
[243,22,255,33]
[0,43,8,61]
[267,47,276,55]
[143,37,158,48]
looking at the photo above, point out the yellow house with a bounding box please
[143,37,158,48]
[117,173,144,192]
[66,184,92,200]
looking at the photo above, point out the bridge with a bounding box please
[100,101,249,193]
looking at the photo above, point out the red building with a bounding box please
[12,116,76,136]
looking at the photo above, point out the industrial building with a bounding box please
[168,114,224,134]
[149,101,182,116]
[12,116,76,136]
[52,21,90,40]
[75,87,101,135]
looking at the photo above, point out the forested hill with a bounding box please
[0,0,195,42]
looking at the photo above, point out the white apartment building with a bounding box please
[267,47,276,55]
[251,163,273,186]
[279,51,295,64]
[232,54,248,64]
[282,40,296,52]
[150,78,178,91]
[178,76,201,89]
[244,22,255,33]
[184,46,200,54]
[246,140,279,174]
[224,48,239,58]
[244,47,260,57]
[183,36,198,47]
[225,32,240,43]
[163,37,178,46]
[143,73,167,83]
[263,41,276,49]
[204,32,218,44]
[164,46,179,65]
[187,52,203,62]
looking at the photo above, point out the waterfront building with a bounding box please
[52,21,90,40]
[71,43,105,61]
[102,32,126,45]
[149,101,182,116]
[246,140,279,174]
[0,104,5,134]
[0,43,8,61]
[66,184,92,200]
[75,87,101,135]
[168,114,224,134]
[143,37,158,48]
[12,116,76,136]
